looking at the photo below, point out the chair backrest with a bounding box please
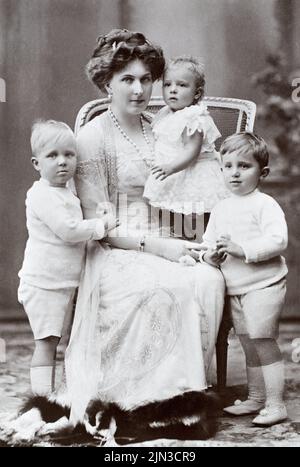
[74,96,256,150]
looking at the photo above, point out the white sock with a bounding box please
[30,365,55,395]
[247,366,265,404]
[261,360,285,408]
[223,366,265,415]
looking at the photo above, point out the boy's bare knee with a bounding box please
[251,337,282,365]
[35,336,60,350]
[32,336,60,367]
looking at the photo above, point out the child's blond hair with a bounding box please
[31,120,75,157]
[165,56,205,102]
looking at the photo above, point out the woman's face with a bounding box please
[108,59,153,115]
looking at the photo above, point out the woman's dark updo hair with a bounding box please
[86,29,165,92]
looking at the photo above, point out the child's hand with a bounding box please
[103,214,120,232]
[216,235,245,259]
[151,162,176,181]
[203,249,226,268]
[98,210,120,233]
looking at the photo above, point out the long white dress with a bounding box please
[65,112,225,423]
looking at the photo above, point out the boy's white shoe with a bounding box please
[223,399,264,416]
[252,404,287,426]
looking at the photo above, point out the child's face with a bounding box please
[32,131,77,187]
[222,150,268,196]
[163,65,199,111]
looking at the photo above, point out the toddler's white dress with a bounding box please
[143,103,230,214]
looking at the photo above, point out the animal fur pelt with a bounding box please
[19,396,70,423]
[13,390,220,445]
[86,390,220,443]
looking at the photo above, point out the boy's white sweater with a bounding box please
[203,189,288,295]
[19,179,105,289]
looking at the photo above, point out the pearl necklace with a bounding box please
[108,107,154,168]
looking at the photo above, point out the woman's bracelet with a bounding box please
[139,235,146,252]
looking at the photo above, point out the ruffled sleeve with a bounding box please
[185,103,221,148]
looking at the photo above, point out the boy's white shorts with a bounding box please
[230,278,286,339]
[18,280,76,340]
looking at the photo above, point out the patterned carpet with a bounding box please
[0,318,299,447]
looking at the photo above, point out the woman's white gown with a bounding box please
[65,119,225,423]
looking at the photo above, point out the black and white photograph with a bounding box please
[0,0,299,449]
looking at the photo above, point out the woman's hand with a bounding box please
[159,238,187,262]
[179,255,197,266]
[187,242,226,268]
[145,237,196,262]
[147,238,203,262]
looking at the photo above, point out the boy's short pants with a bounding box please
[230,278,286,339]
[18,280,76,340]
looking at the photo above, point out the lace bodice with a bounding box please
[113,127,153,199]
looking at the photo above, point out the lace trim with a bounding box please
[76,158,107,186]
[102,113,118,203]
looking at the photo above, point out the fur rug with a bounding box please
[0,390,220,446]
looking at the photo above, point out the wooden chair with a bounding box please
[74,95,256,391]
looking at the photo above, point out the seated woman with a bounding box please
[63,29,225,438]
[2,29,225,445]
